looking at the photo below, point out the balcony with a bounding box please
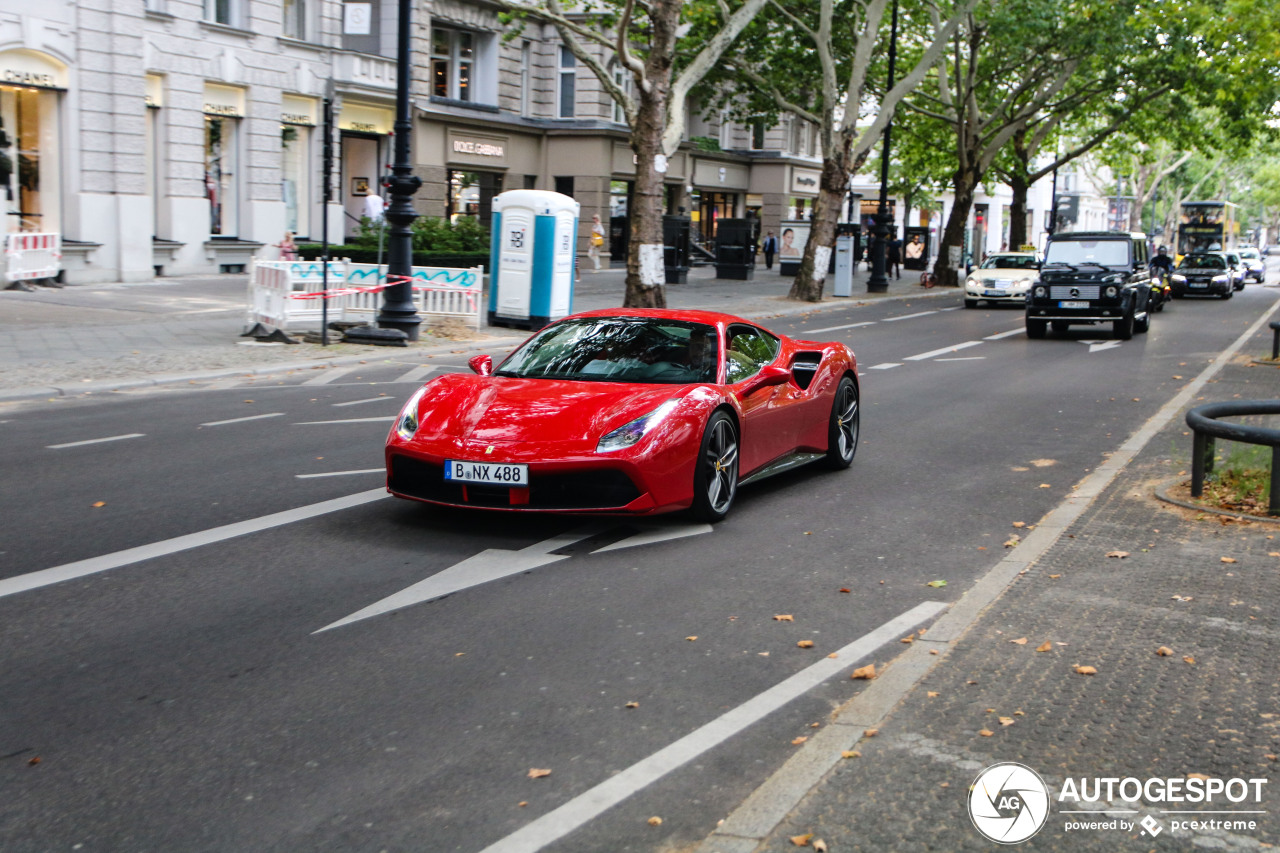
[332,51,396,93]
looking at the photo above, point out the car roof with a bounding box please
[565,307,767,329]
[1049,231,1145,240]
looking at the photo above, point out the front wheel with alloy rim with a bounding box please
[690,411,739,522]
[824,376,859,469]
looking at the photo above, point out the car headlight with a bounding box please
[1033,286,1046,298]
[1171,274,1186,283]
[597,398,681,453]
[1014,277,1033,289]
[1103,273,1125,284]
[1212,275,1229,283]
[965,276,979,288]
[1105,286,1118,297]
[395,386,429,441]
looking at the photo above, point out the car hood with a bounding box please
[412,373,690,445]
[973,271,1034,282]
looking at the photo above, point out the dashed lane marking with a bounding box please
[301,367,358,386]
[296,468,384,479]
[935,357,986,362]
[477,601,949,853]
[904,341,984,361]
[294,416,396,425]
[805,320,877,334]
[984,328,1024,340]
[882,310,937,322]
[46,433,145,449]
[394,365,437,383]
[0,489,389,600]
[868,363,902,370]
[199,413,284,427]
[332,397,396,407]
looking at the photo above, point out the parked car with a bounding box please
[1170,253,1234,299]
[1025,231,1155,340]
[963,252,1040,308]
[1237,247,1267,283]
[386,309,859,522]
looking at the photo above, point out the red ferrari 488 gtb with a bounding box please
[385,308,858,521]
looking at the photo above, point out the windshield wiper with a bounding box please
[1043,262,1078,271]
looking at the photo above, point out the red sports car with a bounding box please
[385,308,858,521]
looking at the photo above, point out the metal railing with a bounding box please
[1186,400,1280,514]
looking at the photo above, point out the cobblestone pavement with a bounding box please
[738,339,1280,851]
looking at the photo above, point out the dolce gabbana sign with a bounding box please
[447,130,509,166]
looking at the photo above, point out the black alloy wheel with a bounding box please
[691,411,739,522]
[824,376,859,469]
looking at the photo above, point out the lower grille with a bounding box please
[1049,285,1101,300]
[389,455,642,510]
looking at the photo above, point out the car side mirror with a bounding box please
[743,363,791,392]
[468,354,493,376]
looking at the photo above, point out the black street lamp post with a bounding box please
[374,0,423,341]
[866,0,899,294]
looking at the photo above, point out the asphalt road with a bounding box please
[2,283,1277,852]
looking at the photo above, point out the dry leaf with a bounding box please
[28,756,40,766]
[243,399,254,403]
[841,750,860,759]
[790,833,814,847]
[518,801,528,807]
[927,691,940,698]
[999,717,1016,726]
[978,729,994,737]
[1074,665,1098,675]
[798,640,815,649]
[810,722,820,728]
[1184,656,1196,665]
[1036,641,1053,652]
[1221,557,1237,564]
[625,701,639,709]
[900,636,914,644]
[1039,484,1051,489]
[1014,711,1025,716]
[528,768,551,779]
[648,816,663,826]
[791,736,808,745]
[839,588,851,593]
[91,501,106,508]
[926,580,947,588]
[1269,552,1280,558]
[813,840,828,853]
[1003,536,1020,548]
[1106,551,1130,559]
[1188,772,1210,781]
[1265,754,1278,761]
[1048,574,1061,579]
[863,728,878,738]
[1012,521,1026,528]
[851,664,876,680]
[758,652,770,657]
[1156,646,1174,657]
[930,650,938,655]
[774,614,795,622]
[686,636,698,641]
[827,653,838,659]
[1010,637,1028,645]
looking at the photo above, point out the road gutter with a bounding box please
[696,297,1280,853]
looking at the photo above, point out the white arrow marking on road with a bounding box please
[314,526,609,633]
[591,522,712,554]
[904,340,983,361]
[1080,339,1123,353]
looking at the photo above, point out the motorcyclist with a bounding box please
[1150,245,1174,275]
[1149,245,1174,310]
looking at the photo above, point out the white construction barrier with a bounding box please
[246,259,483,331]
[5,232,62,283]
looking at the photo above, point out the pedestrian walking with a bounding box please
[762,231,778,269]
[888,236,902,279]
[587,214,606,271]
[277,231,298,261]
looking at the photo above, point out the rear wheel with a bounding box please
[1113,309,1134,340]
[824,377,859,470]
[690,412,738,523]
[1026,318,1047,339]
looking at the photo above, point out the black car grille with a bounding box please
[388,455,642,510]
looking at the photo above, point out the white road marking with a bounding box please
[1081,339,1123,353]
[46,433,145,449]
[296,468,384,479]
[477,601,949,853]
[294,416,396,425]
[394,365,437,383]
[315,526,608,633]
[0,489,389,600]
[302,367,358,386]
[904,341,984,361]
[984,328,1025,340]
[868,363,901,370]
[199,413,284,427]
[591,523,712,554]
[882,310,936,322]
[939,306,960,312]
[934,357,986,362]
[805,320,876,334]
[332,396,394,407]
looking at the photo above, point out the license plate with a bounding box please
[444,460,529,486]
[1190,282,1207,289]
[983,290,1007,297]
[1058,300,1090,309]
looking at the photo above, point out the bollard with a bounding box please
[1271,321,1280,361]
[1186,400,1280,513]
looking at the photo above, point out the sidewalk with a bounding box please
[0,262,941,401]
[698,307,1280,852]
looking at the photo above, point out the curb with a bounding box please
[1153,475,1280,524]
[695,295,1280,853]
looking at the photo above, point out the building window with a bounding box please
[281,125,311,237]
[790,118,806,155]
[205,116,239,236]
[610,62,631,124]
[432,27,474,102]
[718,110,732,149]
[448,170,502,229]
[283,0,307,39]
[751,121,765,150]
[1,85,61,236]
[520,41,532,117]
[205,0,241,27]
[558,46,575,118]
[146,106,161,237]
[554,176,574,197]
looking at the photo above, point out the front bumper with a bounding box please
[1026,302,1128,322]
[1171,279,1230,296]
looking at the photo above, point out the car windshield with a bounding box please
[980,255,1038,270]
[1044,239,1131,267]
[1179,254,1226,270]
[495,317,720,384]
[1239,249,1260,260]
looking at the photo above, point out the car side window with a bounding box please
[726,325,780,384]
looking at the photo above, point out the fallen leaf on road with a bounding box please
[528,768,551,779]
[797,640,815,649]
[1265,754,1277,761]
[1074,665,1098,675]
[1156,646,1174,657]
[1188,773,1210,781]
[774,614,795,622]
[1004,535,1020,548]
[851,664,877,680]
[791,737,808,745]
[28,756,40,766]
[243,399,254,403]
[926,580,947,588]
[842,750,861,759]
[827,653,838,658]
[1012,521,1026,528]
[999,717,1015,726]
[1039,484,1051,489]
[927,691,940,697]
[1221,557,1237,564]
[518,801,527,807]
[1036,642,1053,652]
[1048,574,1061,579]
[686,636,698,642]
[810,722,820,728]
[1014,711,1025,716]
[900,636,914,644]
[790,833,814,847]
[1173,375,1183,380]
[1184,656,1196,665]
[813,840,828,853]
[1010,637,1028,645]
[91,501,105,508]
[625,702,639,709]
[1269,552,1280,558]
[979,729,994,737]
[839,588,851,593]
[1106,551,1129,559]
[863,728,879,738]
[648,816,663,826]
[1171,595,1193,602]
[758,652,770,657]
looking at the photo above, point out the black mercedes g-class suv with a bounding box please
[1025,231,1154,340]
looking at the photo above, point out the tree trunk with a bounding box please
[1007,172,1029,249]
[933,169,976,287]
[787,143,865,302]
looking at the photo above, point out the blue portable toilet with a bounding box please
[488,190,580,330]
